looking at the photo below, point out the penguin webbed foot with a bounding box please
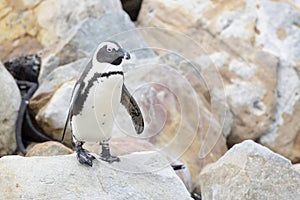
[77,150,96,167]
[99,153,120,163]
[99,140,120,163]
[75,142,95,167]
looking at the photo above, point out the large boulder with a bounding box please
[200,140,300,200]
[0,0,123,61]
[0,0,41,60]
[38,11,156,84]
[35,0,122,47]
[139,0,300,66]
[0,62,21,156]
[135,26,278,145]
[138,0,300,161]
[0,152,192,200]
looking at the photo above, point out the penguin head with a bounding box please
[93,41,130,66]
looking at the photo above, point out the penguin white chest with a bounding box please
[71,71,123,142]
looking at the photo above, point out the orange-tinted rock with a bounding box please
[26,141,73,157]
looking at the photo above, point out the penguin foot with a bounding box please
[74,141,95,167]
[99,140,120,163]
[99,154,120,163]
[76,149,96,167]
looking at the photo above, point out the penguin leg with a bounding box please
[74,140,95,167]
[99,140,120,163]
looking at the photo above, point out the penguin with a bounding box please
[62,41,144,167]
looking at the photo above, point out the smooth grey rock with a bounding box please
[34,58,88,96]
[55,11,156,66]
[200,140,300,200]
[35,0,123,46]
[0,62,21,156]
[0,152,192,200]
[39,11,156,83]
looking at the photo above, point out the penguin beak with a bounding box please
[124,51,131,60]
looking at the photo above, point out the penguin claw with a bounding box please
[76,150,95,167]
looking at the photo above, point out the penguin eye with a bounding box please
[107,48,112,52]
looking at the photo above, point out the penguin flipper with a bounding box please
[121,84,144,134]
[61,82,80,142]
[61,109,71,142]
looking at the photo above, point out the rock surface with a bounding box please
[38,11,156,82]
[26,141,73,157]
[0,0,123,61]
[200,140,300,200]
[0,62,21,156]
[0,152,192,200]
[294,164,300,173]
[138,0,300,161]
[35,0,122,47]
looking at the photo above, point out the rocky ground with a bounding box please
[0,0,299,199]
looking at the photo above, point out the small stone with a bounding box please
[26,141,73,157]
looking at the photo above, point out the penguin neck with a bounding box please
[92,61,123,74]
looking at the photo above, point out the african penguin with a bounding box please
[62,41,144,167]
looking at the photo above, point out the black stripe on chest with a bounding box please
[72,71,124,116]
[101,71,124,78]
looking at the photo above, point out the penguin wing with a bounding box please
[61,83,80,142]
[121,84,144,134]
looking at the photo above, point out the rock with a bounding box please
[0,6,37,44]
[0,152,192,200]
[26,141,73,157]
[0,62,21,156]
[138,0,300,161]
[0,0,122,61]
[255,1,300,163]
[294,164,300,173]
[136,26,278,145]
[139,0,300,67]
[260,67,300,162]
[38,11,156,83]
[35,0,122,46]
[33,80,75,146]
[50,11,156,66]
[34,58,88,94]
[84,137,193,191]
[0,36,42,61]
[200,140,300,200]
[0,0,41,61]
